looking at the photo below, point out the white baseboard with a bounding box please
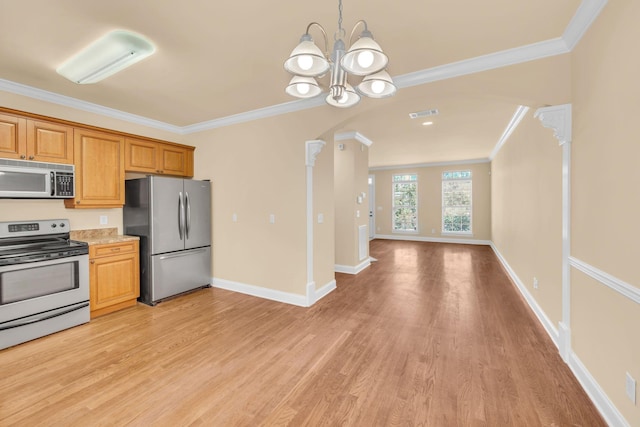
[489,243,559,347]
[315,280,337,302]
[490,243,630,427]
[335,259,371,275]
[212,277,336,308]
[212,277,308,307]
[375,234,491,246]
[568,352,631,427]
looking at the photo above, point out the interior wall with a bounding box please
[491,113,563,330]
[371,162,491,241]
[185,108,342,297]
[334,139,369,268]
[0,91,182,232]
[570,0,640,424]
[312,133,335,290]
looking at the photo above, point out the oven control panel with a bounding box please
[0,219,70,238]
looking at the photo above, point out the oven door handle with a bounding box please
[0,302,89,331]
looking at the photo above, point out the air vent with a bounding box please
[409,109,439,119]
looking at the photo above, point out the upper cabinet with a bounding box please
[125,138,194,177]
[0,113,73,164]
[65,129,125,209]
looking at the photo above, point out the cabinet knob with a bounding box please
[76,200,81,204]
[90,260,95,264]
[20,155,26,159]
[28,156,34,160]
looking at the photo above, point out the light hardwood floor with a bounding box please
[0,240,605,426]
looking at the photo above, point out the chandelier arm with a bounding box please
[305,22,330,57]
[347,20,368,46]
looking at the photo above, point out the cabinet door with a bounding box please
[90,250,140,314]
[26,120,74,164]
[158,144,189,176]
[0,113,26,160]
[66,129,125,208]
[124,137,158,173]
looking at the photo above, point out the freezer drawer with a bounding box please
[147,246,211,304]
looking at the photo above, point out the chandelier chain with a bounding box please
[335,0,346,41]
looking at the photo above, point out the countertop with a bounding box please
[70,227,139,245]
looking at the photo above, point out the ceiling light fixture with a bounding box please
[56,30,156,84]
[284,0,396,108]
[422,121,434,126]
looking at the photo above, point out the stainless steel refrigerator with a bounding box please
[123,176,211,305]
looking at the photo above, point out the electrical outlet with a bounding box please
[99,215,108,225]
[626,372,636,404]
[232,213,238,222]
[431,228,435,234]
[269,214,275,224]
[533,277,539,289]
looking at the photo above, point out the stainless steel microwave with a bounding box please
[0,159,75,199]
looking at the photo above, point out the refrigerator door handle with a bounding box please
[185,192,191,239]
[178,191,185,240]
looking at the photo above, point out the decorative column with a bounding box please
[534,103,572,362]
[305,140,326,306]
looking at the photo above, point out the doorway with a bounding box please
[368,174,375,239]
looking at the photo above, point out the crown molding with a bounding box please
[369,158,489,171]
[181,96,326,134]
[0,0,607,135]
[489,105,530,160]
[563,0,608,50]
[335,131,374,147]
[0,78,183,134]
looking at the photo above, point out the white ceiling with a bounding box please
[0,0,604,167]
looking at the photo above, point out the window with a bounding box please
[393,174,418,232]
[442,170,472,233]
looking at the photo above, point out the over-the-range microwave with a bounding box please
[0,158,75,199]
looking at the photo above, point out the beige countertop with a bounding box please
[70,227,139,245]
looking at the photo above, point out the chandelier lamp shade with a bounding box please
[284,0,396,108]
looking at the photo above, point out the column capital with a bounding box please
[305,140,326,167]
[534,104,572,146]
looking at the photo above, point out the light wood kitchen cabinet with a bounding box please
[89,240,140,318]
[125,137,194,177]
[0,113,73,164]
[65,128,125,208]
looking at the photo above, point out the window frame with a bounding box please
[392,173,419,234]
[441,170,473,235]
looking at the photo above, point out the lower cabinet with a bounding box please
[89,240,140,318]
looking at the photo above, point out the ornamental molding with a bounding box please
[534,104,572,146]
[305,140,326,167]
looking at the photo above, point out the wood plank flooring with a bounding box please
[0,240,605,426]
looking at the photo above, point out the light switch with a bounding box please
[99,215,108,225]
[269,214,275,224]
[318,213,324,223]
[232,213,238,222]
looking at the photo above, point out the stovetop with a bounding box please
[0,219,89,266]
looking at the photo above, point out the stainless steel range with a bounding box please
[0,219,89,350]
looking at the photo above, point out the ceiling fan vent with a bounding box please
[409,109,439,119]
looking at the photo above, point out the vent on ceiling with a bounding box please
[409,109,439,119]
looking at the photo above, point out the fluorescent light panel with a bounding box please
[57,30,156,84]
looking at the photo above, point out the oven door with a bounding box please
[0,254,89,350]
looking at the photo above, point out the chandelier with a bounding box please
[284,0,396,108]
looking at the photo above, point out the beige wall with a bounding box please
[570,1,640,424]
[313,133,335,289]
[334,139,369,268]
[371,162,491,241]
[491,113,563,328]
[185,108,343,297]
